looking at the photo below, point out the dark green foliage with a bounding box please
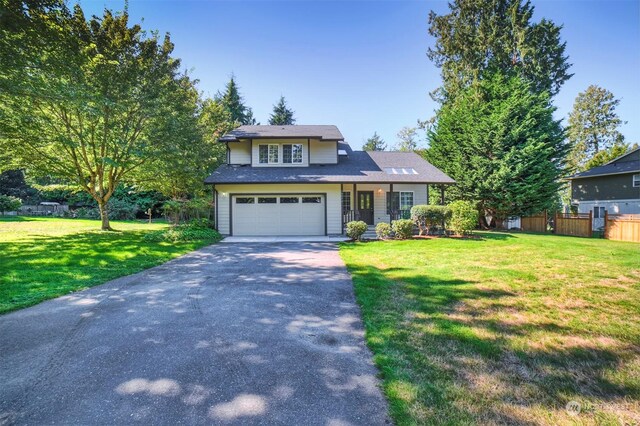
[392,219,414,239]
[0,195,22,214]
[216,76,256,125]
[268,96,296,125]
[363,132,387,151]
[447,201,479,235]
[584,143,637,170]
[346,221,368,241]
[375,222,391,240]
[411,205,450,235]
[143,220,222,243]
[428,0,572,101]
[426,70,568,222]
[567,85,627,171]
[161,198,212,224]
[0,170,38,202]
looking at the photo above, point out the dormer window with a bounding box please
[283,144,303,164]
[259,144,279,164]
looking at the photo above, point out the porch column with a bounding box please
[340,183,344,231]
[389,183,394,224]
[440,185,445,205]
[354,183,357,221]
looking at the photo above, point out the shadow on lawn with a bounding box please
[349,263,638,423]
[0,230,214,313]
[0,215,37,222]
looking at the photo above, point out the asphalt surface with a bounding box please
[0,243,390,425]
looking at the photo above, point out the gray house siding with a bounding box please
[571,173,640,202]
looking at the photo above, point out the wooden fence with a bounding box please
[521,212,547,233]
[554,212,592,238]
[604,213,640,243]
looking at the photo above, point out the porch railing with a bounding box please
[343,210,360,224]
[389,209,412,221]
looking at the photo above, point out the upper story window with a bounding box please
[283,144,303,164]
[259,144,279,164]
[633,174,640,187]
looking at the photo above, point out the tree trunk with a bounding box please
[98,202,113,231]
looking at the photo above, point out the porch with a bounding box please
[340,182,447,231]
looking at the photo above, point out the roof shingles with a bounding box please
[205,151,455,185]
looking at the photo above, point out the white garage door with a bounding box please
[232,194,325,236]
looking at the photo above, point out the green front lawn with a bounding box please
[0,216,216,314]
[340,233,640,425]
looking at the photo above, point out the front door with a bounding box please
[357,191,374,225]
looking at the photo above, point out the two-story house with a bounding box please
[204,125,455,236]
[568,146,640,229]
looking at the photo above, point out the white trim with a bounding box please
[399,191,414,210]
[569,170,640,180]
[572,197,640,203]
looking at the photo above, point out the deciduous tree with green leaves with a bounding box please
[0,2,194,230]
[425,70,568,226]
[395,127,418,152]
[427,0,572,102]
[362,132,387,151]
[567,85,627,171]
[268,96,296,125]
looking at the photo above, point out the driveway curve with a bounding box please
[0,242,389,425]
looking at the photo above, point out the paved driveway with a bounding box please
[0,243,389,425]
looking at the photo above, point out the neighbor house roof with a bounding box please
[568,147,640,179]
[204,149,455,185]
[219,125,344,142]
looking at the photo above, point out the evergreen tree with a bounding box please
[216,76,256,125]
[396,127,418,151]
[425,70,567,225]
[362,132,387,151]
[268,96,296,125]
[567,85,626,171]
[428,0,572,101]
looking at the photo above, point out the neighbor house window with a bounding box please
[593,206,605,219]
[342,192,351,213]
[386,191,414,213]
[634,174,640,187]
[283,144,303,164]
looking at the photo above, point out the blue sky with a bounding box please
[79,0,639,150]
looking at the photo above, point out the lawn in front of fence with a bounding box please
[0,216,215,313]
[340,232,640,425]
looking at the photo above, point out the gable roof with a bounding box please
[204,149,455,185]
[219,125,344,142]
[568,146,640,179]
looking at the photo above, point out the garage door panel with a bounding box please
[232,194,325,236]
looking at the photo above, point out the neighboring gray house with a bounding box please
[568,147,640,229]
[204,125,455,236]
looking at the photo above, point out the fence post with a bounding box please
[544,210,548,233]
[553,211,557,234]
[588,210,593,238]
[604,210,608,239]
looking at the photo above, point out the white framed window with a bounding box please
[268,144,279,163]
[341,192,351,213]
[387,191,414,212]
[400,191,414,210]
[593,206,605,219]
[633,174,640,187]
[258,145,268,164]
[283,144,303,164]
